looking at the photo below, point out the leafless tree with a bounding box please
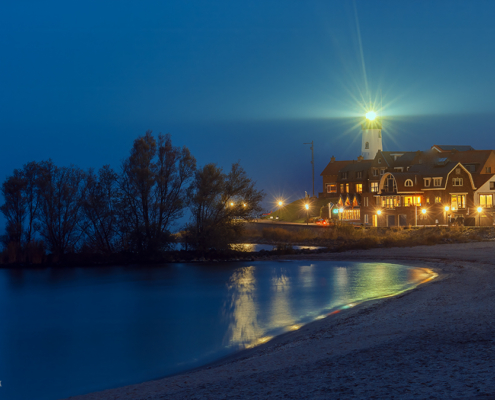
[36,161,87,256]
[119,131,196,254]
[185,162,264,253]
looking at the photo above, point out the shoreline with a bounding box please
[67,241,495,400]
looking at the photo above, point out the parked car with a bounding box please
[315,218,332,226]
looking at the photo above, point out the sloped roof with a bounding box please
[320,160,353,176]
[447,150,494,173]
[432,145,475,152]
[473,173,495,190]
[339,160,373,172]
[384,172,423,193]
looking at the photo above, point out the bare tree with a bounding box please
[36,161,87,256]
[186,162,264,253]
[119,131,196,254]
[81,165,119,254]
[0,169,27,249]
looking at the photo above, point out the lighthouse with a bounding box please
[361,111,382,160]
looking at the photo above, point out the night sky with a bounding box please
[2,1,495,223]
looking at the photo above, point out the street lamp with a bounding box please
[477,206,483,227]
[305,203,309,225]
[339,207,344,224]
[376,209,382,227]
[421,208,427,228]
[444,206,450,227]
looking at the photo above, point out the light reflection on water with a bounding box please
[0,261,435,400]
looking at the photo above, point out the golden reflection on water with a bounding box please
[223,266,263,347]
[269,270,295,329]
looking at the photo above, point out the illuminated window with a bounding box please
[405,179,413,187]
[433,178,442,187]
[346,183,350,193]
[435,196,441,203]
[426,197,430,204]
[327,184,337,193]
[480,194,493,208]
[453,178,463,186]
[451,194,466,210]
[340,184,345,193]
[371,182,379,193]
[356,183,363,193]
[404,196,412,206]
[365,142,369,149]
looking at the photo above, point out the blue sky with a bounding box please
[1,0,495,220]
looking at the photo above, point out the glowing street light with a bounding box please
[444,206,450,226]
[477,206,483,226]
[376,210,382,215]
[444,206,450,212]
[230,202,234,207]
[421,208,427,228]
[304,203,310,225]
[365,111,377,121]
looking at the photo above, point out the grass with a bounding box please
[264,196,339,222]
[252,225,495,252]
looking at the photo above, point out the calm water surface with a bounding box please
[0,261,432,400]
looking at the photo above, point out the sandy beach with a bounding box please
[68,241,495,399]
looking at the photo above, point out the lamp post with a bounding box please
[477,206,483,227]
[444,206,450,227]
[339,207,344,224]
[421,208,427,228]
[305,203,309,225]
[377,209,382,227]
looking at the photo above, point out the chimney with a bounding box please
[357,155,364,162]
[330,156,335,163]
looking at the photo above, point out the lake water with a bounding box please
[0,261,433,400]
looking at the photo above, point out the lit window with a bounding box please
[480,194,493,208]
[426,197,430,204]
[371,182,379,193]
[405,179,413,187]
[327,184,337,193]
[451,194,466,210]
[435,196,441,203]
[340,184,345,193]
[453,178,463,186]
[356,183,363,193]
[433,178,442,187]
[346,183,350,193]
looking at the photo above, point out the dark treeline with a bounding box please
[0,131,264,265]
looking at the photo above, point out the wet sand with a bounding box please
[68,241,495,399]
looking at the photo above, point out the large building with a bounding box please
[320,115,495,227]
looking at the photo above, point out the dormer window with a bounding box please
[356,171,363,179]
[424,178,431,187]
[433,178,442,187]
[342,172,348,179]
[453,177,463,186]
[405,179,414,187]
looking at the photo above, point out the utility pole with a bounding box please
[304,141,314,197]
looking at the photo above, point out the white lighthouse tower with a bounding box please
[361,111,382,160]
